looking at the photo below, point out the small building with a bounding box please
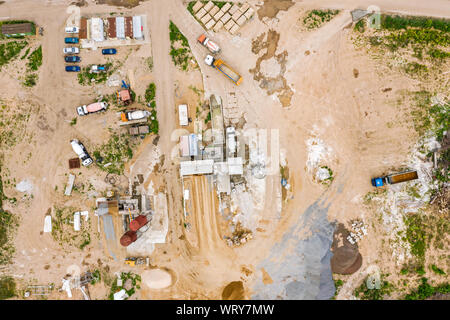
[228,157,243,175]
[1,22,35,37]
[178,104,188,126]
[117,89,131,105]
[125,17,133,38]
[90,17,105,42]
[180,160,214,176]
[180,135,190,157]
[132,16,143,40]
[116,16,125,39]
[188,134,199,157]
[107,17,116,38]
[79,17,88,39]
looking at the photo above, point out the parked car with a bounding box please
[102,48,117,55]
[65,65,81,72]
[63,47,79,54]
[65,37,79,44]
[64,56,81,63]
[70,139,93,166]
[65,26,79,33]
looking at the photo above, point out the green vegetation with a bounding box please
[320,165,334,185]
[404,214,428,262]
[77,63,114,85]
[0,103,33,149]
[20,47,30,60]
[144,83,159,134]
[363,188,387,204]
[0,41,28,69]
[0,202,19,265]
[303,9,340,30]
[430,264,446,275]
[0,276,16,300]
[404,277,449,300]
[108,272,141,300]
[354,19,366,33]
[26,45,42,71]
[94,132,135,175]
[146,56,153,71]
[22,73,37,87]
[354,276,394,300]
[70,118,77,126]
[51,206,91,251]
[332,279,344,299]
[169,21,193,71]
[204,111,211,124]
[355,14,450,78]
[145,83,156,102]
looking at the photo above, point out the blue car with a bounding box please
[65,65,81,72]
[65,37,79,44]
[64,55,81,63]
[102,48,117,55]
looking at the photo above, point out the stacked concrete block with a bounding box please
[213,20,224,32]
[214,9,224,21]
[230,24,239,34]
[220,12,231,24]
[201,13,212,25]
[195,8,207,20]
[205,19,216,30]
[203,1,214,12]
[224,19,235,31]
[229,4,240,15]
[231,9,242,22]
[220,2,232,13]
[235,14,247,26]
[239,3,250,14]
[209,5,220,17]
[244,7,255,19]
[192,1,204,13]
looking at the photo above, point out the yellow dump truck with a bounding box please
[205,55,243,86]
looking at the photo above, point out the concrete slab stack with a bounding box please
[201,13,212,25]
[192,1,204,13]
[195,8,207,20]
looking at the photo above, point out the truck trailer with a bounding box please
[205,55,242,86]
[371,170,418,187]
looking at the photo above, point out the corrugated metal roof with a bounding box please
[90,17,104,42]
[116,16,125,39]
[79,17,87,39]
[125,16,133,38]
[228,157,243,175]
[132,16,143,40]
[180,160,214,176]
[1,23,33,35]
[107,17,116,38]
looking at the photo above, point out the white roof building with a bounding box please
[132,16,143,40]
[180,160,214,176]
[228,157,243,175]
[116,16,125,39]
[90,17,105,42]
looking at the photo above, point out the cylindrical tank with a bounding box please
[129,215,148,232]
[120,230,137,247]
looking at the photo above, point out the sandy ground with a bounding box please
[0,0,449,300]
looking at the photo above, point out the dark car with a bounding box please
[64,37,79,44]
[102,48,117,55]
[65,65,81,72]
[64,56,81,63]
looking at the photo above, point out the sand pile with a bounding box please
[222,281,245,300]
[142,269,172,289]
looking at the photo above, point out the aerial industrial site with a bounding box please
[0,0,448,302]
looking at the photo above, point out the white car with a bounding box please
[65,26,79,33]
[63,47,79,54]
[70,139,93,166]
[124,110,151,121]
